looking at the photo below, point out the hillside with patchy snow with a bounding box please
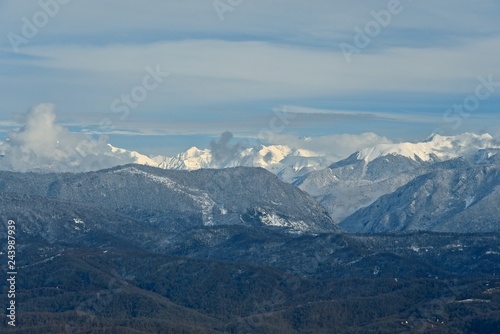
[294,133,500,222]
[340,155,500,233]
[0,165,337,235]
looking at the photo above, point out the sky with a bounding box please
[0,0,499,157]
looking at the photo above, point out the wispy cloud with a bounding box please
[274,105,443,124]
[263,132,394,161]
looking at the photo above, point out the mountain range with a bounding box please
[295,133,499,221]
[0,165,336,239]
[1,164,500,332]
[111,143,331,183]
[114,133,498,179]
[2,136,500,332]
[111,132,500,234]
[340,153,500,233]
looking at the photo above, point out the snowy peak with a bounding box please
[113,143,329,182]
[356,133,498,163]
[255,145,292,166]
[108,133,499,185]
[296,133,500,224]
[158,147,213,170]
[108,144,159,166]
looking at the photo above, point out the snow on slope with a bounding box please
[111,143,330,183]
[117,166,216,225]
[340,160,500,234]
[156,147,213,170]
[109,145,159,166]
[357,133,497,163]
[157,144,299,171]
[295,133,500,222]
[109,133,499,186]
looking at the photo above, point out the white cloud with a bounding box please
[11,37,499,114]
[0,104,495,173]
[274,105,442,124]
[0,104,394,171]
[0,103,134,172]
[266,132,394,161]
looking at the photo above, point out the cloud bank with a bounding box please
[0,104,395,173]
[0,104,495,174]
[0,103,134,172]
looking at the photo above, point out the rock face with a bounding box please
[0,165,337,239]
[340,158,500,233]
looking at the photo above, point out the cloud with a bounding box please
[19,38,500,101]
[0,103,134,172]
[208,130,395,165]
[274,105,442,124]
[266,133,394,161]
[0,104,493,174]
[209,131,245,167]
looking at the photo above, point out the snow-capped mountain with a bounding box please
[110,132,500,227]
[294,133,500,222]
[114,133,499,181]
[294,152,431,222]
[113,143,331,183]
[109,145,160,166]
[340,157,500,233]
[357,133,497,163]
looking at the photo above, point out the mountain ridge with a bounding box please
[0,164,338,236]
[340,158,500,234]
[109,133,499,183]
[294,133,500,223]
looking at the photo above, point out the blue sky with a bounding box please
[1,0,499,155]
